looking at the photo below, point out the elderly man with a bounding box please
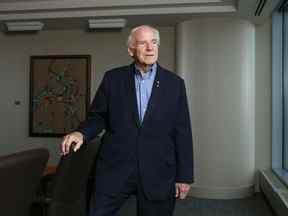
[61,25,193,216]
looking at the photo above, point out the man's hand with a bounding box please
[175,183,191,199]
[61,131,84,155]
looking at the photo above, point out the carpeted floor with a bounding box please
[118,193,276,216]
[31,192,276,216]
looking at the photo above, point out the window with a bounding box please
[284,4,288,170]
[272,0,288,184]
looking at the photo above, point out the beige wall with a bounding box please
[176,17,271,199]
[0,27,175,164]
[175,17,271,199]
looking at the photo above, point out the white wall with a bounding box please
[0,27,175,164]
[176,18,256,199]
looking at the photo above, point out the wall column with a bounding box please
[176,18,255,199]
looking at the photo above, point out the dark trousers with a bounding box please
[88,166,176,216]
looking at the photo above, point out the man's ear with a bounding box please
[128,47,134,57]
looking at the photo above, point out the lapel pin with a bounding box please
[156,80,160,88]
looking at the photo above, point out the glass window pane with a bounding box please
[284,6,288,170]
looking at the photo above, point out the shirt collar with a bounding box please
[134,63,157,80]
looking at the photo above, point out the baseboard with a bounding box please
[259,170,288,216]
[189,184,254,199]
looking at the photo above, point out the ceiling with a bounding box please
[0,0,282,31]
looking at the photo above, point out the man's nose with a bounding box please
[146,42,153,50]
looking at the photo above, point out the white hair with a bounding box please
[127,25,160,48]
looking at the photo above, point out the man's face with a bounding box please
[128,27,159,68]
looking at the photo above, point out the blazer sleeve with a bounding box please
[174,79,194,183]
[76,73,109,143]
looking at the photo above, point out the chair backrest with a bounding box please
[48,137,100,216]
[0,148,49,216]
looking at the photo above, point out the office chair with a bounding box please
[36,137,100,216]
[0,148,49,216]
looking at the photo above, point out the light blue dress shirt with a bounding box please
[134,63,157,123]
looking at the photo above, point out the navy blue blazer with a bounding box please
[77,63,193,200]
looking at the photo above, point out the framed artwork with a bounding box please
[29,55,91,137]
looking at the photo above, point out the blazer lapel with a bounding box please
[126,64,141,128]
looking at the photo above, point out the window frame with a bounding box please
[272,1,288,186]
